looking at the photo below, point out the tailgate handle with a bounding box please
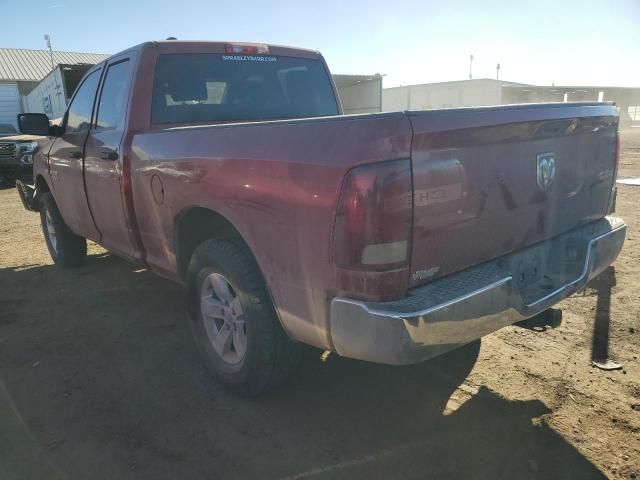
[69,150,82,159]
[100,150,119,161]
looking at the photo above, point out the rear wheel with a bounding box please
[39,193,87,267]
[186,237,300,395]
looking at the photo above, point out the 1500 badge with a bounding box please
[412,267,440,281]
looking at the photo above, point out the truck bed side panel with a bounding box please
[128,113,412,349]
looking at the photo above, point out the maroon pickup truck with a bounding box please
[16,40,626,394]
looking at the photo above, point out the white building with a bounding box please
[382,78,640,127]
[22,64,94,120]
[333,74,383,114]
[383,78,527,111]
[0,48,110,128]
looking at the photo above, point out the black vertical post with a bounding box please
[591,266,616,361]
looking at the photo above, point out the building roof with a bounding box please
[0,48,110,82]
[384,79,640,92]
[384,78,531,90]
[502,84,640,92]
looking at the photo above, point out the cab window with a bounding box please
[95,60,131,130]
[66,69,101,133]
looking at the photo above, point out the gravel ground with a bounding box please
[0,130,639,480]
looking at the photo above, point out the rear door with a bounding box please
[0,84,20,128]
[83,54,141,261]
[48,67,102,239]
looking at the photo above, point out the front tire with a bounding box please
[186,238,300,395]
[39,193,87,267]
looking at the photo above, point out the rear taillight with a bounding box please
[608,130,620,214]
[225,43,270,54]
[334,159,412,271]
[614,131,620,177]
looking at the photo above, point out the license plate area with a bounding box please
[508,245,546,291]
[511,231,590,304]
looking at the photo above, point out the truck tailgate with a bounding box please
[407,103,618,287]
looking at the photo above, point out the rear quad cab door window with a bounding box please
[151,53,339,124]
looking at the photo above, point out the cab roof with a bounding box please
[112,40,323,61]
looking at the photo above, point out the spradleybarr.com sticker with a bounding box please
[221,55,277,62]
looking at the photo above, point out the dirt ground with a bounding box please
[1,131,639,480]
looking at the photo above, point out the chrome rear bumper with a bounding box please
[330,216,626,365]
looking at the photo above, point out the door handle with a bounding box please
[69,151,82,159]
[100,151,119,161]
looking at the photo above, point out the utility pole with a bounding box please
[44,34,55,71]
[496,63,501,80]
[469,54,474,80]
[43,34,58,117]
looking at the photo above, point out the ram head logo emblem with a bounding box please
[536,152,556,191]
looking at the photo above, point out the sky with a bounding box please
[2,0,639,88]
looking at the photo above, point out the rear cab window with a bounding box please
[151,53,339,124]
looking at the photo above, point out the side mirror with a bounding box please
[17,113,51,136]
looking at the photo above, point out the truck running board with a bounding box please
[15,180,38,212]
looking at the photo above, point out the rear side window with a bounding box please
[151,53,339,124]
[96,60,131,130]
[66,69,101,133]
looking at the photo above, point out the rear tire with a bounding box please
[186,237,300,395]
[39,193,87,268]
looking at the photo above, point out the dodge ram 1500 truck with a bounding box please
[16,40,626,395]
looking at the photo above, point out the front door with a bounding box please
[48,67,102,240]
[83,56,141,261]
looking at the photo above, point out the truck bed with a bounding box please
[129,102,618,350]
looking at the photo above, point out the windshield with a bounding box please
[151,53,339,124]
